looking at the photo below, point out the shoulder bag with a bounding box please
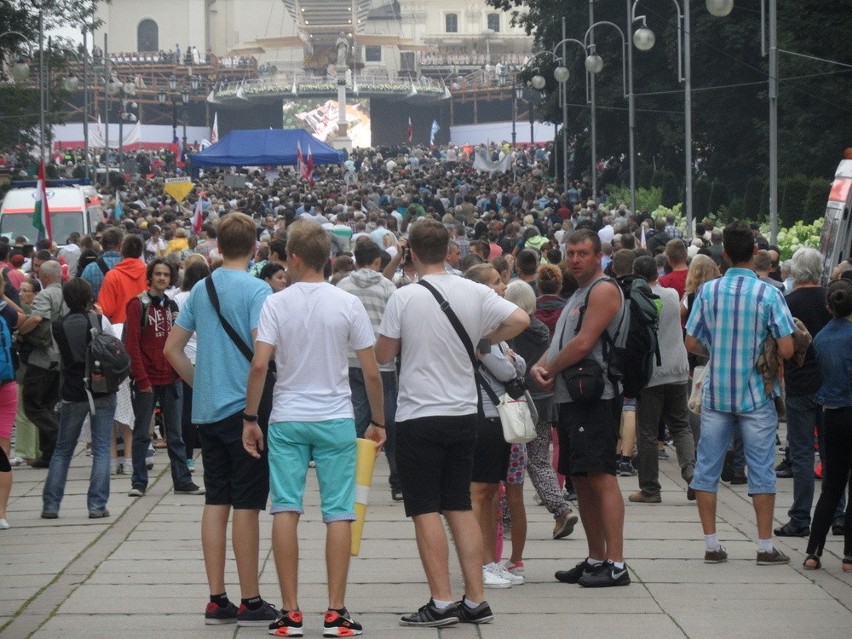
[205,277,274,428]
[417,280,536,444]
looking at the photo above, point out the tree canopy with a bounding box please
[488,0,852,215]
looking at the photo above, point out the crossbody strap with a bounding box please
[205,276,253,363]
[417,280,499,407]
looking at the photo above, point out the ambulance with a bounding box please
[820,148,852,283]
[0,182,103,245]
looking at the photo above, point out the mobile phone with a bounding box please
[477,338,491,354]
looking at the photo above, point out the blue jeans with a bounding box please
[131,382,190,490]
[785,394,821,527]
[349,367,400,491]
[43,394,117,515]
[691,401,778,495]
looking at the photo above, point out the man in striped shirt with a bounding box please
[685,220,795,566]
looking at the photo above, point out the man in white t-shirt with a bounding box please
[376,219,529,628]
[242,220,385,638]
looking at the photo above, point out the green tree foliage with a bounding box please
[779,174,811,227]
[709,179,730,215]
[487,0,851,203]
[803,178,829,224]
[692,178,711,219]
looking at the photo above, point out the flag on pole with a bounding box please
[210,112,219,144]
[406,117,413,144]
[33,159,52,243]
[113,190,123,220]
[174,133,183,167]
[305,145,315,185]
[430,119,440,146]
[191,196,203,236]
[296,140,305,177]
[640,223,647,249]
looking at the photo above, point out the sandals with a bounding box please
[803,554,821,570]
[843,557,852,573]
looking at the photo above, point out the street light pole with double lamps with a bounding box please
[158,74,198,163]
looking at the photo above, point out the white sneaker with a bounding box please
[482,564,512,589]
[503,560,525,576]
[488,561,524,585]
[8,456,24,467]
[0,518,9,530]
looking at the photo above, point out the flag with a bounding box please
[211,112,219,144]
[33,159,52,242]
[430,119,440,145]
[305,145,315,185]
[406,117,413,144]
[640,223,647,248]
[191,197,203,236]
[113,190,123,220]
[296,140,305,177]
[174,133,183,167]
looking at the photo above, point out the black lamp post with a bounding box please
[511,76,523,147]
[158,74,197,159]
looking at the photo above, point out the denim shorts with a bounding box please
[690,400,778,495]
[267,418,357,523]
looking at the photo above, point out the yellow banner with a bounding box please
[163,180,194,203]
[350,438,378,556]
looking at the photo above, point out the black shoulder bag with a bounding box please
[417,279,500,416]
[205,276,274,428]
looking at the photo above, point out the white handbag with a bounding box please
[497,391,537,444]
[688,365,708,415]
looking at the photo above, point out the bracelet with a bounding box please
[370,420,385,429]
[242,413,258,423]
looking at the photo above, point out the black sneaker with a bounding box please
[774,521,810,537]
[457,598,493,624]
[391,489,404,502]
[268,609,303,636]
[577,560,631,587]
[399,599,460,627]
[555,558,598,584]
[236,599,278,627]
[174,482,206,495]
[205,601,238,625]
[323,608,362,637]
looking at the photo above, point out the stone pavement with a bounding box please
[1,438,851,639]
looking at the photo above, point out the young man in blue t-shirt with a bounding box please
[165,212,277,627]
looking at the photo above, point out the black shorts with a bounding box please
[471,416,511,484]
[556,397,622,476]
[198,410,269,510]
[395,414,477,517]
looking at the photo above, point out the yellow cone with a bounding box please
[351,438,378,556]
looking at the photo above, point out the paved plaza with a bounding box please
[2,430,851,639]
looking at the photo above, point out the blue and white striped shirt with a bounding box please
[686,268,794,413]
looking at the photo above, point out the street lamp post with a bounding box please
[158,74,196,165]
[511,75,521,147]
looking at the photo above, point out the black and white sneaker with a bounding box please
[323,608,362,637]
[555,558,599,584]
[457,598,494,624]
[577,560,631,587]
[399,599,460,627]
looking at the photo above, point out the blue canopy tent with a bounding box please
[190,129,345,167]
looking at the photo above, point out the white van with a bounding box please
[0,184,104,245]
[819,148,852,284]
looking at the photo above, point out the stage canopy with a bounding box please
[190,129,345,167]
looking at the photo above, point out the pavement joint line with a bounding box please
[0,460,174,638]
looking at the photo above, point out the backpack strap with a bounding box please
[84,312,102,415]
[205,276,254,362]
[417,280,496,411]
[96,258,110,276]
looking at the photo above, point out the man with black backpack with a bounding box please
[42,278,119,519]
[123,258,202,498]
[81,227,124,299]
[532,228,628,588]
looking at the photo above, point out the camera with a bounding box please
[503,377,527,400]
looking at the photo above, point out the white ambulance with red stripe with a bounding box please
[0,183,103,245]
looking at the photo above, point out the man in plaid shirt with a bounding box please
[685,220,795,566]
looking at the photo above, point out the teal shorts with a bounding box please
[267,418,357,523]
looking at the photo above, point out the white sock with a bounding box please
[431,599,453,610]
[463,596,481,609]
[124,457,131,466]
[611,561,625,570]
[588,557,605,566]
[757,538,773,553]
[704,534,721,551]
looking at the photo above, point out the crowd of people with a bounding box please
[0,144,850,635]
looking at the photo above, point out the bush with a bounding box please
[743,177,764,220]
[802,178,829,224]
[779,174,810,227]
[727,198,745,220]
[661,172,679,208]
[709,179,731,215]
[693,179,711,220]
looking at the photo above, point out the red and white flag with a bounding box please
[33,159,52,242]
[304,145,314,184]
[210,112,219,144]
[406,117,413,144]
[640,223,647,249]
[191,196,203,236]
[296,140,305,177]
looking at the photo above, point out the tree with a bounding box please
[0,0,109,153]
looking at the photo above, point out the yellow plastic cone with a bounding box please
[350,438,378,556]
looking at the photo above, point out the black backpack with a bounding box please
[605,274,662,399]
[85,313,131,413]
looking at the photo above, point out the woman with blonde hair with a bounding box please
[681,254,720,323]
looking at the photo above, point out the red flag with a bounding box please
[191,197,203,236]
[305,145,314,185]
[406,117,413,144]
[33,159,53,242]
